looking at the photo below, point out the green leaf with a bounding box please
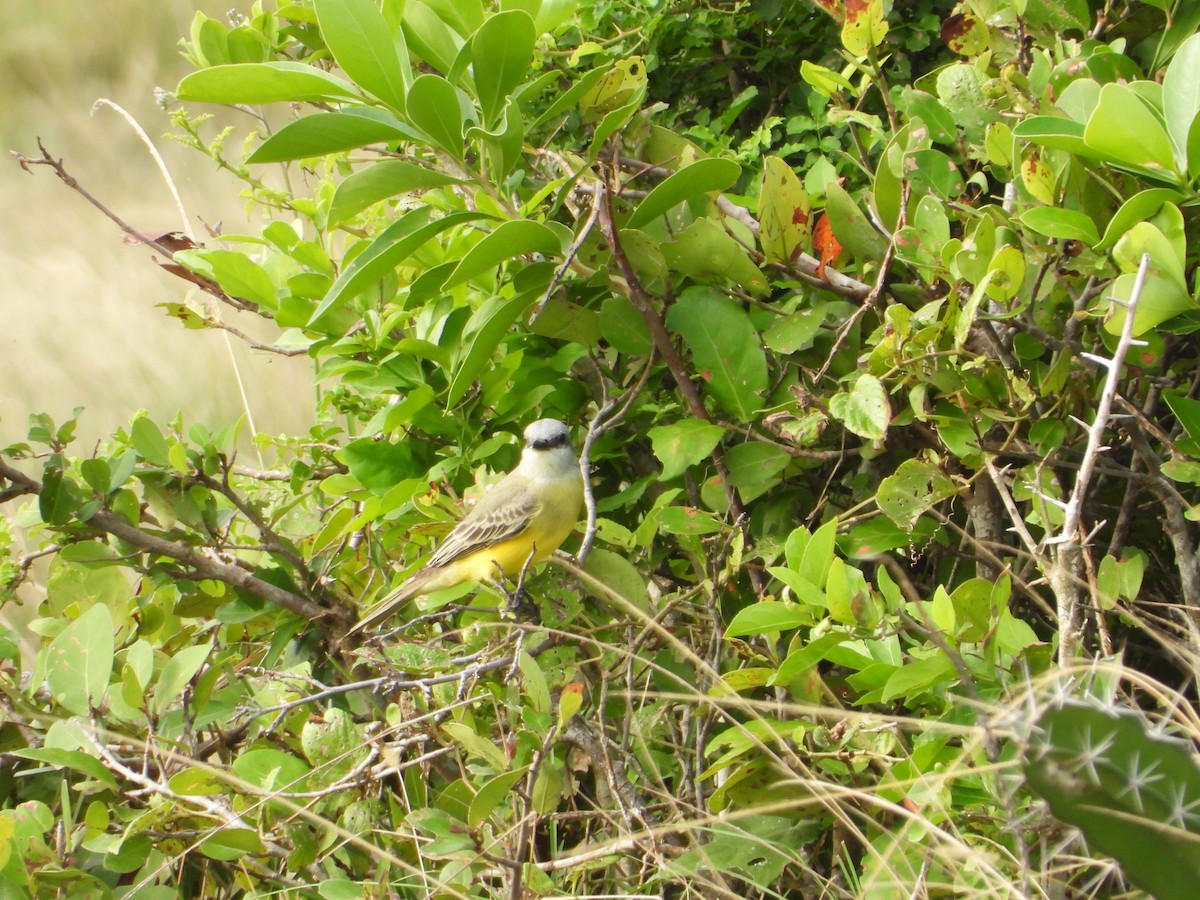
[880,654,956,702]
[985,245,1026,302]
[1098,189,1182,250]
[533,0,579,33]
[876,458,957,531]
[328,160,462,224]
[1103,268,1189,338]
[468,768,531,829]
[1056,79,1101,124]
[772,633,850,685]
[1011,116,1090,156]
[314,0,409,110]
[447,290,536,405]
[661,218,768,294]
[599,295,652,355]
[176,62,359,104]
[10,749,118,791]
[530,65,610,130]
[1084,83,1178,173]
[758,156,812,264]
[153,645,212,715]
[627,158,742,230]
[45,603,114,716]
[823,181,887,262]
[310,208,486,322]
[1164,391,1200,447]
[723,442,791,500]
[1016,207,1099,245]
[200,829,266,861]
[130,416,171,466]
[1104,222,1194,336]
[648,419,726,480]
[582,547,651,614]
[441,721,509,769]
[39,462,81,526]
[468,95,526,177]
[247,112,421,163]
[800,60,854,97]
[232,748,310,793]
[654,506,725,535]
[725,601,809,638]
[175,249,278,310]
[339,438,418,490]
[666,286,768,422]
[471,10,536,127]
[406,74,468,158]
[402,0,465,77]
[1162,32,1200,173]
[422,0,484,37]
[442,220,563,290]
[797,518,838,588]
[79,459,111,497]
[907,148,963,199]
[900,88,958,145]
[829,375,890,441]
[1113,220,1180,285]
[763,304,824,353]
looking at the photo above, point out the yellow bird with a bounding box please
[348,418,585,634]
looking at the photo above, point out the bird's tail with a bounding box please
[345,569,432,635]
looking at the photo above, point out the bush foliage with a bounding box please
[6,0,1200,896]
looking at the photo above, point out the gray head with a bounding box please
[518,419,578,476]
[523,418,573,452]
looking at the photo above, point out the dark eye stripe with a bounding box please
[530,433,567,450]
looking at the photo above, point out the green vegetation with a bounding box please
[5,0,1200,896]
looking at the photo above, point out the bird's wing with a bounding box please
[424,484,540,569]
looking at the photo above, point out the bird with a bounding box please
[347,418,585,634]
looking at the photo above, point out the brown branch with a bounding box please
[193,469,326,601]
[0,458,338,624]
[594,176,759,583]
[198,314,308,356]
[11,139,259,316]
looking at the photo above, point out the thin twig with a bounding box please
[11,140,258,315]
[814,236,897,383]
[578,356,655,563]
[530,189,602,322]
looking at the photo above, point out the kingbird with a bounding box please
[348,418,585,634]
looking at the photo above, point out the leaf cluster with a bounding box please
[5,0,1200,896]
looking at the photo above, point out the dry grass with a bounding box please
[1,0,312,450]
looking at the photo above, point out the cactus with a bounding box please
[1023,701,1200,900]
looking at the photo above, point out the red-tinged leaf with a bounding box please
[842,0,888,56]
[759,157,812,264]
[813,212,843,280]
[941,12,989,56]
[123,231,198,253]
[813,0,844,20]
